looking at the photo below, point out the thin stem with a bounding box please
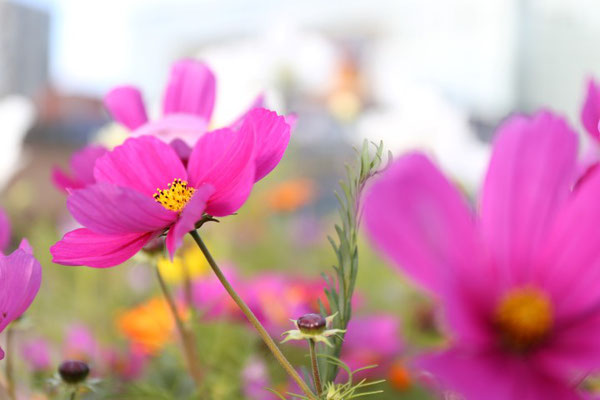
[309,339,322,395]
[69,389,77,400]
[5,327,14,400]
[181,260,194,310]
[189,230,317,400]
[154,265,203,386]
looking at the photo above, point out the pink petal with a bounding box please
[187,127,256,217]
[228,93,265,130]
[162,59,215,121]
[364,153,477,293]
[419,349,581,400]
[51,228,155,268]
[132,114,208,146]
[165,184,214,257]
[364,153,492,343]
[70,145,108,184]
[535,167,600,324]
[94,136,187,197]
[52,167,85,192]
[0,247,42,333]
[241,108,291,182]
[581,78,600,140]
[104,86,148,130]
[67,183,176,235]
[480,111,577,289]
[0,209,10,253]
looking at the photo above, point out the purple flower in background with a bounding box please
[102,343,148,381]
[365,111,600,399]
[52,145,108,192]
[21,337,52,371]
[104,59,265,152]
[242,356,271,400]
[0,239,42,359]
[0,208,11,252]
[63,324,100,362]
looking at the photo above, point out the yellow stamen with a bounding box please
[153,178,195,212]
[495,287,553,351]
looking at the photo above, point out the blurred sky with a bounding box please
[4,0,600,191]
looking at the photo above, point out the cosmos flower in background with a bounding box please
[104,59,267,155]
[117,297,185,354]
[102,344,148,381]
[245,273,326,335]
[365,110,600,399]
[581,78,600,141]
[157,244,208,284]
[264,178,316,213]
[51,107,291,266]
[52,146,108,192]
[21,337,52,372]
[63,323,101,362]
[578,78,600,180]
[341,315,403,380]
[0,238,42,359]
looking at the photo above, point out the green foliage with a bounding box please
[318,140,390,383]
[268,355,385,400]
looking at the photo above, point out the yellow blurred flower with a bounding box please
[265,178,315,212]
[117,297,187,354]
[157,245,209,284]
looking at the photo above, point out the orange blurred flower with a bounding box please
[265,178,315,212]
[117,297,187,354]
[388,361,412,391]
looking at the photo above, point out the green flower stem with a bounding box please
[309,339,322,396]
[5,326,15,400]
[190,230,317,400]
[154,264,204,387]
[69,389,77,400]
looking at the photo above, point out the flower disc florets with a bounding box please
[281,312,345,347]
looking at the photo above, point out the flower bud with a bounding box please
[297,313,326,335]
[58,360,89,384]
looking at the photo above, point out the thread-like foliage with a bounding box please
[318,140,390,384]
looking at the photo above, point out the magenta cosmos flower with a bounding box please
[104,59,265,152]
[0,212,42,360]
[581,78,600,140]
[51,108,291,267]
[52,145,108,192]
[365,111,600,399]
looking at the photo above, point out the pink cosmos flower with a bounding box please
[0,239,42,359]
[341,315,402,378]
[21,337,52,372]
[365,111,600,399]
[244,273,326,335]
[52,146,108,192]
[104,59,265,153]
[102,343,148,381]
[581,78,600,140]
[63,323,101,362]
[0,208,11,252]
[51,108,291,267]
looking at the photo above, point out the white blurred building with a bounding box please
[0,0,49,97]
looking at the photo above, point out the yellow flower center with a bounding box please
[494,287,553,352]
[153,178,195,212]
